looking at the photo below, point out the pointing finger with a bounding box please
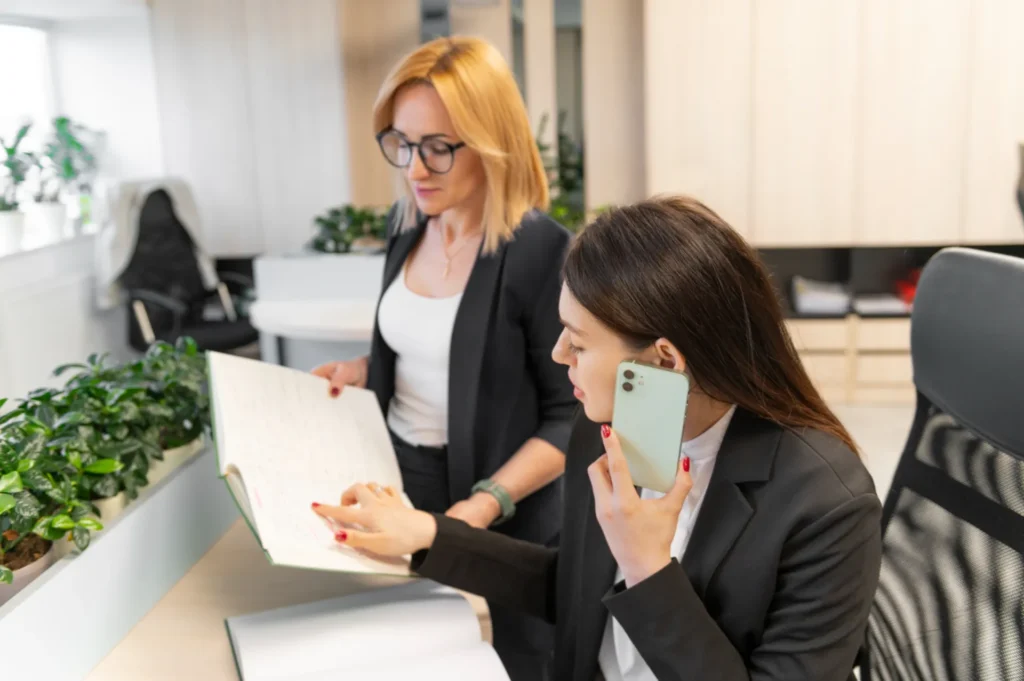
[312,502,369,527]
[334,527,401,557]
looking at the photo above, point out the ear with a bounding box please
[650,338,686,373]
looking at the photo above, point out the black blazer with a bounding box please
[366,207,576,545]
[412,408,883,681]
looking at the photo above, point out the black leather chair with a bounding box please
[861,248,1024,680]
[118,188,258,353]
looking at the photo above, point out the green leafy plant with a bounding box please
[0,336,210,585]
[536,111,587,232]
[44,355,157,502]
[136,337,210,450]
[309,204,388,254]
[1,123,34,212]
[0,397,108,585]
[33,117,101,203]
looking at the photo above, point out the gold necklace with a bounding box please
[438,222,480,279]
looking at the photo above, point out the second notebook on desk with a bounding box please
[206,351,414,577]
[226,581,508,680]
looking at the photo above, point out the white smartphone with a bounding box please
[610,360,690,492]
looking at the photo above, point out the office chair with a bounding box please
[860,248,1024,680]
[118,188,258,353]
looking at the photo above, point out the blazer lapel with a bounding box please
[682,409,781,597]
[446,242,506,502]
[366,218,425,414]
[573,420,618,681]
[381,219,424,294]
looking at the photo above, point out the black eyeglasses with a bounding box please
[376,128,466,175]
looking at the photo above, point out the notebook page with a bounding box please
[207,352,405,572]
[227,581,486,681]
[283,642,511,681]
[208,352,401,485]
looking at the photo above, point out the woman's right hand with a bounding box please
[312,483,437,557]
[311,356,369,397]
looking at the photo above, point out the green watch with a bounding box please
[471,478,516,525]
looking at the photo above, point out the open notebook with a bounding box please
[207,351,413,576]
[225,581,509,680]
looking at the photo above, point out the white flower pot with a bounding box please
[0,210,26,252]
[147,435,205,486]
[28,201,68,241]
[0,542,56,607]
[92,491,129,522]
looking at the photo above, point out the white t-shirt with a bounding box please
[597,405,738,681]
[376,267,462,447]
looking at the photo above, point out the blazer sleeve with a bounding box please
[602,493,882,681]
[412,514,560,624]
[521,233,576,453]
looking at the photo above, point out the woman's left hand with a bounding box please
[589,425,692,588]
[445,492,501,529]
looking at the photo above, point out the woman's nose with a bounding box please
[407,151,430,181]
[551,331,570,366]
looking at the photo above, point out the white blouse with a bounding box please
[598,405,738,681]
[376,267,463,447]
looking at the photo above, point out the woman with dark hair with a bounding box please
[313,196,882,681]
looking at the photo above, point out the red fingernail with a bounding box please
[683,457,691,473]
[335,531,347,542]
[330,387,340,397]
[601,424,610,438]
[311,502,320,508]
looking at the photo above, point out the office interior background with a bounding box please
[0,0,1022,678]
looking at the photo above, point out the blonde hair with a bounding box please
[373,36,549,253]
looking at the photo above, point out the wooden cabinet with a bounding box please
[786,317,915,405]
[642,0,752,238]
[639,0,1023,247]
[857,0,971,246]
[961,0,1024,246]
[751,0,859,246]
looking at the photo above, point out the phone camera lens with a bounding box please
[622,382,634,392]
[623,370,635,380]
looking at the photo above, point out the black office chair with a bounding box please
[118,188,258,353]
[861,248,1024,680]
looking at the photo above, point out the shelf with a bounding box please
[0,446,239,679]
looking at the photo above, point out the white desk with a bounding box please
[87,520,491,680]
[248,300,377,342]
[250,253,384,370]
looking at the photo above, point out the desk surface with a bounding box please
[86,520,491,681]
[249,300,377,341]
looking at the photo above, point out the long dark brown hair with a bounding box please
[563,195,857,452]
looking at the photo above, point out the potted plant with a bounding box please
[134,338,210,483]
[0,397,107,604]
[536,112,588,232]
[308,204,388,254]
[1,123,34,252]
[46,354,161,521]
[30,117,100,240]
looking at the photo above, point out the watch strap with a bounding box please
[471,478,515,524]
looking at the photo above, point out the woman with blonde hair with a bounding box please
[311,37,573,679]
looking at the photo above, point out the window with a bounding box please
[0,24,53,141]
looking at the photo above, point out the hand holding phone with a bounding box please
[610,360,690,493]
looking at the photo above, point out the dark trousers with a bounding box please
[391,432,555,681]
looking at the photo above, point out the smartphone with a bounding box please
[610,360,690,493]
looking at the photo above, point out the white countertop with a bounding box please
[248,300,377,341]
[86,520,490,680]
